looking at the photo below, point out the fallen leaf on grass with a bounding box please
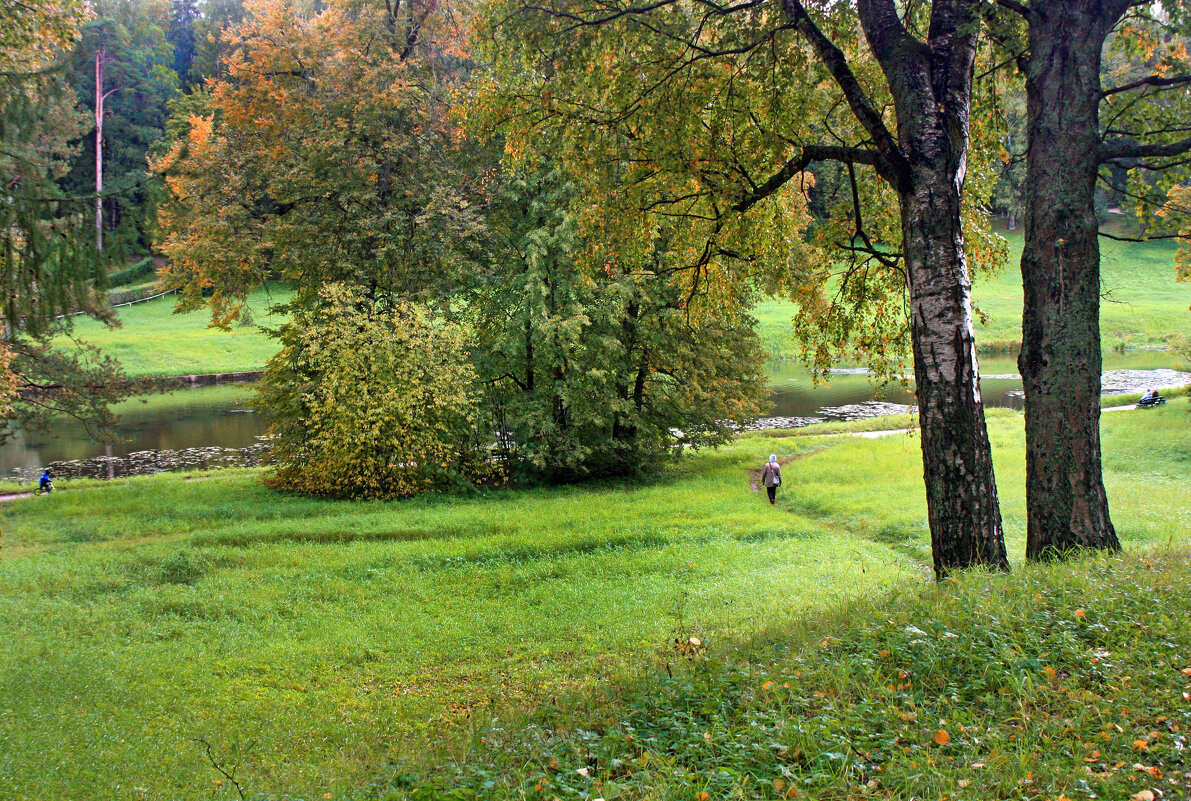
[1131,791,1155,801]
[935,730,951,746]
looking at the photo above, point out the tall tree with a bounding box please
[168,0,200,85]
[0,0,136,441]
[478,0,1011,576]
[65,8,179,257]
[188,0,245,83]
[153,0,475,322]
[93,46,117,250]
[468,162,779,481]
[987,0,1191,560]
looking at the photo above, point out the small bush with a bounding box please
[257,283,500,499]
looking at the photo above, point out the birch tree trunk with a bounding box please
[859,0,1009,577]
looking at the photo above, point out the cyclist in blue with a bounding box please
[38,469,53,493]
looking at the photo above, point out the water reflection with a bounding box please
[2,385,269,481]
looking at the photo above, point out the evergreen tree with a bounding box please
[168,0,200,86]
[0,0,135,441]
[470,167,770,481]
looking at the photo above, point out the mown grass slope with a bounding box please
[58,285,292,377]
[395,548,1191,801]
[756,232,1190,358]
[0,401,1188,800]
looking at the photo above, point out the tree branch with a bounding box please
[993,0,1031,18]
[733,145,880,212]
[1101,72,1191,99]
[1098,134,1191,164]
[1098,230,1184,242]
[779,0,910,188]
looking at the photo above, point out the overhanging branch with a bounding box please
[1101,72,1191,99]
[732,145,879,212]
[1098,134,1191,164]
[779,0,910,188]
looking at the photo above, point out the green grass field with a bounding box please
[756,231,1191,359]
[1,401,1188,800]
[410,547,1191,801]
[56,234,1190,378]
[59,286,292,377]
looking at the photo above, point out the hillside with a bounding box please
[1,401,1187,799]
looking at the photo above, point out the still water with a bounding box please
[2,351,1186,480]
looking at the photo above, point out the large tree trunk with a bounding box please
[1020,2,1120,560]
[902,172,1010,576]
[858,0,1009,578]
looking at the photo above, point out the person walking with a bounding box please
[761,454,781,505]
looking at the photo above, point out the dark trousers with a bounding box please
[766,486,776,503]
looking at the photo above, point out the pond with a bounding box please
[2,351,1186,482]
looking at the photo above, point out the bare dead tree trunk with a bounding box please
[95,48,105,251]
[94,47,117,252]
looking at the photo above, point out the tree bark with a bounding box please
[903,175,1010,576]
[1020,1,1121,560]
[95,48,105,252]
[858,0,1009,577]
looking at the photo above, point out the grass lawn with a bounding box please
[756,231,1191,359]
[413,548,1191,801]
[53,234,1189,378]
[58,285,292,377]
[1,401,1188,800]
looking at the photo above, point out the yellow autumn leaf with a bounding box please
[934,730,950,746]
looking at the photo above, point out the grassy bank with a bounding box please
[756,232,1190,359]
[58,285,291,377]
[54,235,1189,378]
[0,401,1188,799]
[392,547,1191,801]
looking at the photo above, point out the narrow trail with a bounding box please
[742,401,1151,492]
[0,406,1158,505]
[747,427,914,492]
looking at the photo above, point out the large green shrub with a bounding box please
[107,257,158,288]
[257,284,496,499]
[469,168,770,482]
